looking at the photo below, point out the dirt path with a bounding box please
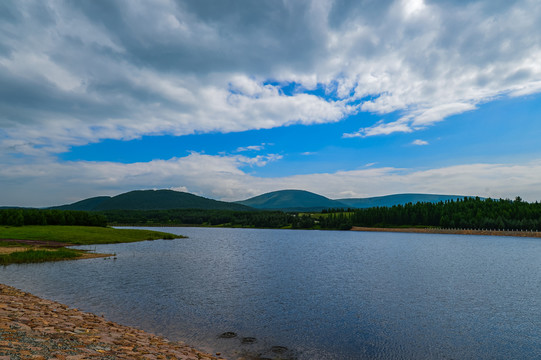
[0,239,68,248]
[0,246,27,254]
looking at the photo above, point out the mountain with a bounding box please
[236,190,348,211]
[337,193,466,209]
[50,196,111,211]
[52,190,253,211]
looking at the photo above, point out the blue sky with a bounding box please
[61,92,541,175]
[2,0,541,206]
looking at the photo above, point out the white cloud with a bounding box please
[236,144,266,152]
[2,153,541,207]
[170,186,189,193]
[1,0,540,154]
[343,119,412,138]
[409,103,477,128]
[412,139,429,146]
[236,154,283,167]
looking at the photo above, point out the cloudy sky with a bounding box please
[2,0,541,206]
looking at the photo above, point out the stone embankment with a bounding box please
[351,226,541,238]
[0,284,224,360]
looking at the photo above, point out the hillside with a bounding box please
[337,193,466,209]
[52,190,253,211]
[236,190,348,211]
[50,196,111,211]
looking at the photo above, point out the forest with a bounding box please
[318,197,541,231]
[2,197,541,231]
[100,209,309,228]
[0,209,107,227]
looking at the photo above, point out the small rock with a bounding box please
[218,331,237,339]
[270,345,288,354]
[241,337,257,344]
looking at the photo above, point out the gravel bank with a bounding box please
[0,284,225,360]
[351,226,541,238]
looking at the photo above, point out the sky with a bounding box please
[2,0,541,207]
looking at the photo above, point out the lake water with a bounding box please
[2,227,541,359]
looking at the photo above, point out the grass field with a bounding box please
[0,225,183,245]
[0,248,83,265]
[0,225,183,265]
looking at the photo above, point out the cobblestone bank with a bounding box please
[0,284,225,360]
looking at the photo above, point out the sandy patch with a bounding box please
[0,246,28,254]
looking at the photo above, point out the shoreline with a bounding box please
[115,224,541,238]
[0,238,114,263]
[0,283,224,360]
[351,226,541,238]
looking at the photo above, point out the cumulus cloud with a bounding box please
[412,139,429,146]
[1,0,540,154]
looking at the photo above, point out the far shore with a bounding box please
[351,226,541,238]
[114,224,541,238]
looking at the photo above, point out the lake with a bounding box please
[2,227,541,359]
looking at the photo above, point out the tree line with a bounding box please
[101,209,316,229]
[0,209,107,227]
[0,208,310,229]
[318,197,541,231]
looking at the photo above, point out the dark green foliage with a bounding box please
[103,209,297,228]
[291,214,317,229]
[318,197,541,231]
[0,209,107,227]
[0,248,81,265]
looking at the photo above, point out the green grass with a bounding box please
[0,225,183,245]
[0,240,25,247]
[0,248,82,265]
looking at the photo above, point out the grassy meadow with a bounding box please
[0,225,182,245]
[0,225,183,265]
[0,248,82,265]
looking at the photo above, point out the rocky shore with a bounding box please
[351,226,541,238]
[0,284,225,360]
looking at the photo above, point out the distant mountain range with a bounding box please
[48,189,468,212]
[336,193,466,209]
[237,191,466,211]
